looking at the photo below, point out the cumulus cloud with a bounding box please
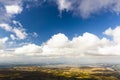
[14,44,42,56]
[0,26,120,58]
[45,33,69,48]
[104,27,120,44]
[1,0,120,60]
[40,32,110,56]
[55,0,120,18]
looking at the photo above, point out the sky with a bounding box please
[1,0,120,64]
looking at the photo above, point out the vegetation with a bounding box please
[0,66,120,80]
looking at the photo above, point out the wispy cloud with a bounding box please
[0,37,8,49]
[0,23,27,40]
[0,0,39,43]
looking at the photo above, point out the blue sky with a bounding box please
[1,0,120,64]
[15,2,120,43]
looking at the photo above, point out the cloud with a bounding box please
[0,23,12,31]
[104,27,120,44]
[5,5,22,15]
[13,27,27,40]
[0,26,119,58]
[56,0,72,15]
[40,32,110,56]
[45,33,69,48]
[0,0,40,42]
[10,34,16,40]
[0,23,27,40]
[1,0,120,60]
[33,32,38,38]
[55,0,120,18]
[14,44,42,56]
[0,0,27,40]
[0,37,8,49]
[0,0,22,22]
[0,37,8,44]
[0,0,41,58]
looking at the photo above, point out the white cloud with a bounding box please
[0,37,8,44]
[56,0,120,18]
[13,27,27,40]
[0,23,12,31]
[57,0,72,12]
[14,44,42,56]
[0,23,27,40]
[98,45,120,56]
[10,34,16,40]
[0,1,40,59]
[46,33,69,48]
[5,5,22,15]
[0,37,8,49]
[0,1,39,42]
[0,0,22,22]
[2,26,117,58]
[40,32,111,56]
[1,0,120,59]
[104,27,120,44]
[0,1,27,40]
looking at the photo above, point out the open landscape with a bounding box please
[1,0,120,80]
[0,64,120,80]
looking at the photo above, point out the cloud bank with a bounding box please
[1,26,120,58]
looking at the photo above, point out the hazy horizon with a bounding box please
[0,56,120,65]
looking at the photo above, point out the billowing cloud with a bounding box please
[55,0,120,18]
[40,32,110,56]
[104,27,120,44]
[14,44,42,56]
[1,26,120,58]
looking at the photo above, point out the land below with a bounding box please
[0,64,120,80]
